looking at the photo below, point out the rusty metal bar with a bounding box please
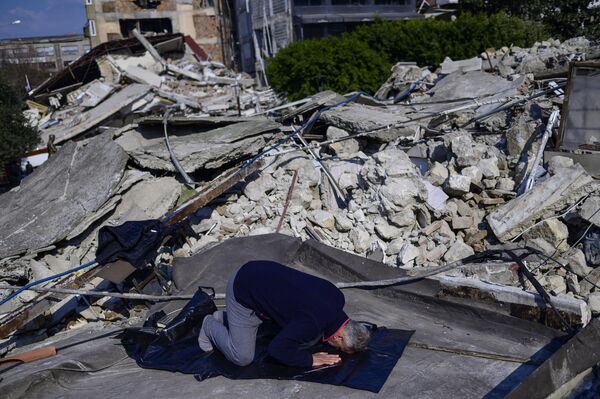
[276,170,298,233]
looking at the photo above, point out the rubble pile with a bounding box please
[1,34,600,341]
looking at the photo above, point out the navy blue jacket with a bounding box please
[233,261,349,367]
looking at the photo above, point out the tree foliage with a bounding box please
[267,13,547,100]
[266,36,391,100]
[0,77,40,166]
[457,0,600,40]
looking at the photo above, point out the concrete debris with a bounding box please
[0,135,127,259]
[488,164,597,242]
[3,34,600,345]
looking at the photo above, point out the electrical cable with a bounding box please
[0,259,98,307]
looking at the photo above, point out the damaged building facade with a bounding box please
[233,0,419,75]
[0,34,90,73]
[85,0,234,64]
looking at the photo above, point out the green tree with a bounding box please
[0,77,40,166]
[457,0,600,40]
[266,36,390,100]
[267,13,547,99]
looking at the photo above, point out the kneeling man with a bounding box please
[199,260,371,367]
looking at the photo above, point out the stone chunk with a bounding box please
[444,175,471,196]
[587,292,600,315]
[244,174,276,202]
[487,164,596,242]
[522,219,569,252]
[327,126,359,156]
[428,162,449,186]
[375,222,402,241]
[461,166,482,183]
[565,248,593,277]
[389,209,415,228]
[477,158,500,179]
[579,196,600,226]
[427,244,448,262]
[349,228,371,253]
[398,242,420,265]
[452,216,474,230]
[334,213,353,232]
[308,210,335,230]
[547,156,574,175]
[443,241,475,263]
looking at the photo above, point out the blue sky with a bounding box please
[0,0,86,39]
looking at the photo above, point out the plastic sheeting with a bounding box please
[122,289,413,393]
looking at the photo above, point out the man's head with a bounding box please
[326,320,371,354]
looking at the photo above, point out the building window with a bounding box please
[61,46,80,56]
[88,20,97,36]
[119,18,173,37]
[35,46,55,57]
[374,0,408,4]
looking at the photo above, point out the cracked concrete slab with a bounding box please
[118,119,280,172]
[0,135,128,259]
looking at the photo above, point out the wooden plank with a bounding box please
[165,161,263,225]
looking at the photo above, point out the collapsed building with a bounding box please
[1,32,600,398]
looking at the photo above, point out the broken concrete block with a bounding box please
[244,174,276,202]
[41,84,151,144]
[334,213,353,232]
[547,274,567,295]
[349,228,371,253]
[461,166,482,183]
[587,292,600,315]
[121,119,280,173]
[526,237,558,258]
[443,241,475,263]
[547,156,574,175]
[564,248,594,277]
[427,162,449,186]
[440,57,483,74]
[444,175,472,196]
[579,196,600,227]
[380,177,426,206]
[0,135,128,259]
[452,216,474,230]
[338,172,359,190]
[375,222,402,241]
[320,103,413,143]
[487,164,597,242]
[308,210,335,230]
[398,242,420,265]
[496,178,516,192]
[580,268,600,297]
[424,181,449,211]
[427,244,448,262]
[523,219,570,252]
[477,158,500,179]
[327,126,359,156]
[389,209,416,228]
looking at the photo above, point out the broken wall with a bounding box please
[87,0,227,63]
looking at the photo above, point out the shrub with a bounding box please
[266,36,390,100]
[267,13,547,99]
[0,77,40,166]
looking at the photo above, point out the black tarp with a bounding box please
[122,288,413,393]
[0,234,568,399]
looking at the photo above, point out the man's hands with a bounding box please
[312,352,341,367]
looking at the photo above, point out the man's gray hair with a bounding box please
[344,320,371,353]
